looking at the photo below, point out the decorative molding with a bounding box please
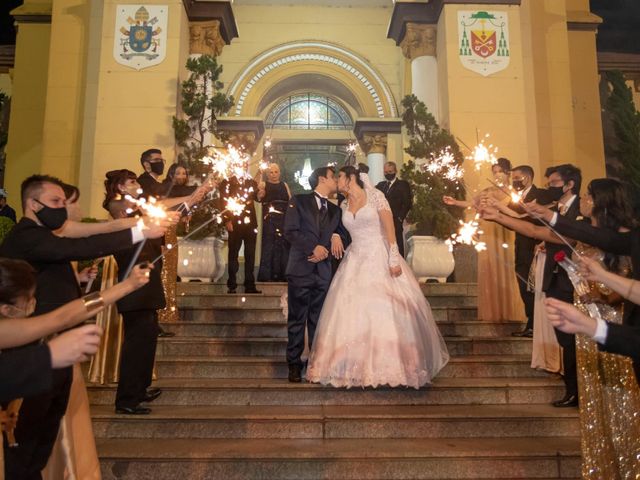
[388,0,521,45]
[189,20,225,56]
[228,41,397,118]
[217,117,265,153]
[10,3,52,23]
[598,52,640,74]
[182,1,238,44]
[353,118,402,154]
[400,23,437,60]
[566,11,602,32]
[0,45,15,73]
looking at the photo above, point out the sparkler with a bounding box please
[446,214,487,252]
[466,133,498,171]
[422,147,464,182]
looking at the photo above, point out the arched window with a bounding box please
[265,93,353,130]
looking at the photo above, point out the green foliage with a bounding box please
[0,215,15,244]
[604,70,640,211]
[172,55,235,176]
[400,94,466,239]
[0,91,9,152]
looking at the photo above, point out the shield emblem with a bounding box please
[471,30,497,59]
[458,10,510,77]
[130,25,152,53]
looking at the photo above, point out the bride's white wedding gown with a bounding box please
[306,182,449,389]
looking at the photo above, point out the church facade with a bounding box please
[4,0,604,217]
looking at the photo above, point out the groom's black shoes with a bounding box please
[288,364,302,383]
[552,393,578,408]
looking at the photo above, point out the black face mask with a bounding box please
[34,199,68,230]
[512,180,525,191]
[545,186,565,202]
[150,162,164,176]
[384,173,396,181]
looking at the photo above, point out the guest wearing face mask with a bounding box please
[375,162,412,257]
[0,174,169,479]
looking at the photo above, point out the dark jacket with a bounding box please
[509,184,541,267]
[0,204,16,223]
[0,218,134,315]
[114,238,165,312]
[375,178,412,224]
[137,172,165,199]
[0,344,52,403]
[542,198,581,295]
[284,193,346,281]
[604,323,640,362]
[219,177,258,228]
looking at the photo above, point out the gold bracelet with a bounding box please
[626,279,635,300]
[82,292,105,314]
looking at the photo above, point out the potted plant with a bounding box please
[172,54,235,280]
[176,200,227,281]
[400,94,467,282]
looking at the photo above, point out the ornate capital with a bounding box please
[400,23,437,60]
[216,117,265,154]
[189,20,225,56]
[361,133,388,155]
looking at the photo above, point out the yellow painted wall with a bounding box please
[79,0,190,218]
[3,21,51,211]
[219,4,403,113]
[439,4,532,197]
[40,0,92,185]
[566,28,605,186]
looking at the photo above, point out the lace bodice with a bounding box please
[341,188,390,245]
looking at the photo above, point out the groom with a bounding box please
[283,166,347,382]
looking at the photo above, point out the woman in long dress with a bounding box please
[306,166,449,389]
[257,163,291,282]
[444,158,525,322]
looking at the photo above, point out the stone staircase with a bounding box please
[89,282,581,480]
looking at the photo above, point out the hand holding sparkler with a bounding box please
[523,201,555,222]
[124,263,153,289]
[544,297,597,337]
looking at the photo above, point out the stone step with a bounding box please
[91,404,579,440]
[97,437,579,479]
[177,293,478,309]
[157,336,534,357]
[88,377,565,407]
[162,318,523,338]
[152,355,549,379]
[179,305,479,324]
[177,282,478,297]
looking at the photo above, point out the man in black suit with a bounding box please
[137,148,166,198]
[220,175,260,294]
[538,164,582,407]
[283,167,347,382]
[0,175,167,479]
[509,165,540,338]
[375,162,412,257]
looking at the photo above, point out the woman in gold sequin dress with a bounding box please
[517,179,640,479]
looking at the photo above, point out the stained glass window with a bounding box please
[265,93,353,130]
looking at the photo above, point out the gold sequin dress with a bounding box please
[573,243,640,479]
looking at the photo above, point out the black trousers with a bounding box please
[257,215,289,282]
[516,261,535,330]
[227,225,257,289]
[547,284,577,397]
[286,272,329,367]
[116,310,159,408]
[393,219,405,258]
[4,367,72,480]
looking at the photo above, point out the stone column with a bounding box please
[401,23,439,122]
[361,133,388,185]
[353,119,402,185]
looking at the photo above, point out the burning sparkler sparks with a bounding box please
[422,148,464,181]
[466,133,498,171]
[446,214,487,252]
[124,195,168,221]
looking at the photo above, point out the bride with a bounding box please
[306,165,449,389]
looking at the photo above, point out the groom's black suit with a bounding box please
[284,192,347,368]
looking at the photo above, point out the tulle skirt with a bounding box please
[307,241,449,389]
